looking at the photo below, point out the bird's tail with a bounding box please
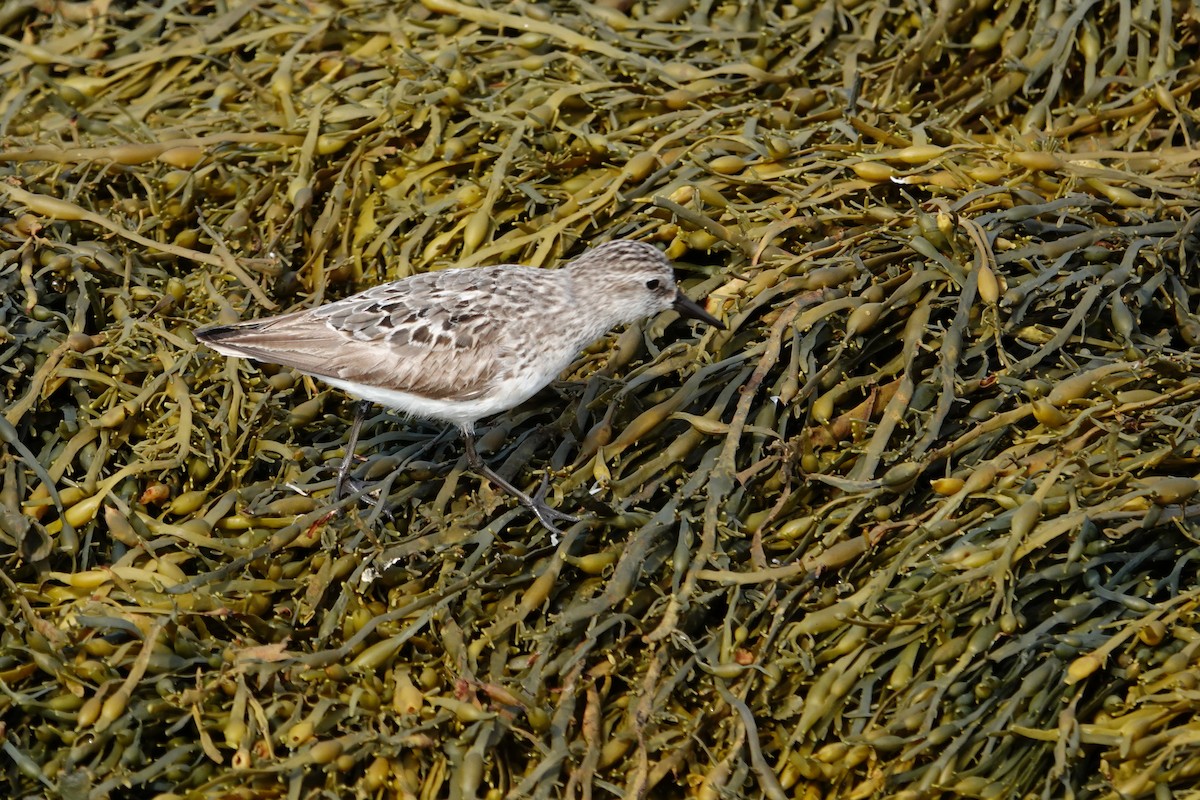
[194,320,263,344]
[193,319,277,359]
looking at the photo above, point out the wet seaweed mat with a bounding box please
[1,1,1200,799]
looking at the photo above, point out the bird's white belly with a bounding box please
[318,360,565,431]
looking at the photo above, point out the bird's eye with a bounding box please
[646,279,661,290]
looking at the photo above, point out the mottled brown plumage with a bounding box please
[195,240,723,526]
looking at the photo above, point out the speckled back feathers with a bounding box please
[195,240,693,426]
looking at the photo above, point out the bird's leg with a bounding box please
[334,400,373,501]
[462,431,579,528]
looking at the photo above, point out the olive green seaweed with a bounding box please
[1,1,1199,799]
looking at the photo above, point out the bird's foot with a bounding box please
[337,475,367,500]
[527,473,581,528]
[334,456,367,502]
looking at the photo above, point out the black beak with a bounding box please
[673,290,724,329]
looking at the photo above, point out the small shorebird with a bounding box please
[195,239,723,528]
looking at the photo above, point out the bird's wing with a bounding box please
[196,271,527,401]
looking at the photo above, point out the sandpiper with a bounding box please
[195,239,723,528]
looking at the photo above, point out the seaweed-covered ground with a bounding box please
[2,1,1200,798]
